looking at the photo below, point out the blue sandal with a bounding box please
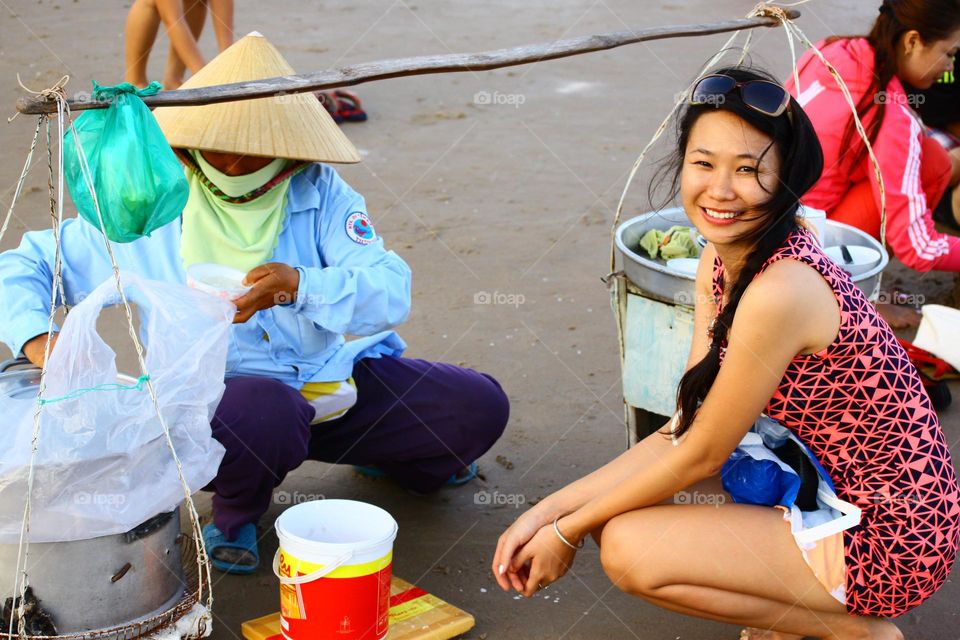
[446,462,479,486]
[202,522,259,575]
[353,462,479,487]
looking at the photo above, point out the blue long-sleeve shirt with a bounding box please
[0,164,410,387]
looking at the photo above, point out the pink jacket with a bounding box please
[786,38,960,271]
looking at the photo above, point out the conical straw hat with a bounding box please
[153,32,360,163]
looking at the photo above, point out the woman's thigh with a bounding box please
[598,502,848,615]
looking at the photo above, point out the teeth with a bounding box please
[705,208,741,220]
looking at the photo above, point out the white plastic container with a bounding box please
[273,500,398,640]
[186,263,251,300]
[799,205,828,246]
[824,245,882,277]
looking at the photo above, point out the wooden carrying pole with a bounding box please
[17,11,798,115]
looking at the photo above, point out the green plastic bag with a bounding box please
[64,81,188,243]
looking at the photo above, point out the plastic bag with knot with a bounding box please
[64,81,188,243]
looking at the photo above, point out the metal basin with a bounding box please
[0,360,185,638]
[615,207,888,306]
[0,510,185,638]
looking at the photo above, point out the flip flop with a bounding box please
[202,522,259,575]
[315,89,368,123]
[446,461,479,486]
[353,461,479,487]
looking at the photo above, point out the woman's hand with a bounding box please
[492,502,565,592]
[232,262,300,324]
[511,524,578,597]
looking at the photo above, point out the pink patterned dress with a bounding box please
[712,227,960,616]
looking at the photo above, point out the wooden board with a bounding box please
[241,576,475,640]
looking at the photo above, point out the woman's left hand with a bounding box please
[232,262,300,323]
[511,524,578,597]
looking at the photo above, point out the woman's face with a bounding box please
[200,150,275,176]
[898,29,960,89]
[680,109,781,250]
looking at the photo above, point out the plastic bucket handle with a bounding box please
[272,522,399,585]
[273,549,354,585]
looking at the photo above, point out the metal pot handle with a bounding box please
[0,357,36,373]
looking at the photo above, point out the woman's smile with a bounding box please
[700,206,747,224]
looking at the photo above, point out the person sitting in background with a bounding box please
[784,0,960,273]
[905,70,960,231]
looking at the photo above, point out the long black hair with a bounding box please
[652,66,824,439]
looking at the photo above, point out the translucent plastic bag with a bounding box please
[722,416,862,546]
[64,81,188,243]
[0,273,233,542]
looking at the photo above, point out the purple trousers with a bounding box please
[208,356,509,539]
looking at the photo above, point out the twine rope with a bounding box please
[6,79,213,638]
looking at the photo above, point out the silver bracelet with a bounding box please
[553,516,584,550]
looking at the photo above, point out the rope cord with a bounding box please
[61,95,214,614]
[7,78,213,638]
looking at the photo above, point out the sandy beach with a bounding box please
[1,1,958,638]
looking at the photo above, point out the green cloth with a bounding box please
[639,226,698,260]
[180,151,291,272]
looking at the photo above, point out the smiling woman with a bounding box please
[493,67,959,640]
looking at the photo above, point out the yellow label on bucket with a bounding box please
[279,548,392,579]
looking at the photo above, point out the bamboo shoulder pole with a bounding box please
[16,11,797,115]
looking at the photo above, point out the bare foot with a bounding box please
[821,617,903,640]
[862,618,903,640]
[739,629,803,640]
[874,303,921,330]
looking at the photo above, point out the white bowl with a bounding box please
[824,245,882,277]
[186,263,251,300]
[665,257,700,277]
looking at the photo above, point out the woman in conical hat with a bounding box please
[0,32,508,574]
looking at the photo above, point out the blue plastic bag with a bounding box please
[64,81,188,243]
[720,417,862,546]
[721,450,794,507]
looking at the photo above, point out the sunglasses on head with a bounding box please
[690,73,792,118]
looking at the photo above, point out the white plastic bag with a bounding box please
[731,417,861,547]
[0,273,233,542]
[913,304,960,372]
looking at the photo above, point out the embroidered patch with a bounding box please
[345,212,376,245]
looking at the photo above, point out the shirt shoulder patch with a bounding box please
[345,212,376,245]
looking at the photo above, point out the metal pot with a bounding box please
[615,208,888,307]
[0,359,185,638]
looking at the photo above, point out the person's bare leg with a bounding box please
[124,0,162,87]
[154,0,205,88]
[207,0,234,51]
[667,476,802,640]
[597,495,903,639]
[163,0,206,89]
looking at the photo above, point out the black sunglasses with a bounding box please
[690,74,792,118]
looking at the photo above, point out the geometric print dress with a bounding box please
[712,227,960,617]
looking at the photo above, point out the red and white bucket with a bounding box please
[273,500,398,640]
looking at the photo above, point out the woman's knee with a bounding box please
[213,377,314,455]
[599,511,661,596]
[455,372,510,455]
